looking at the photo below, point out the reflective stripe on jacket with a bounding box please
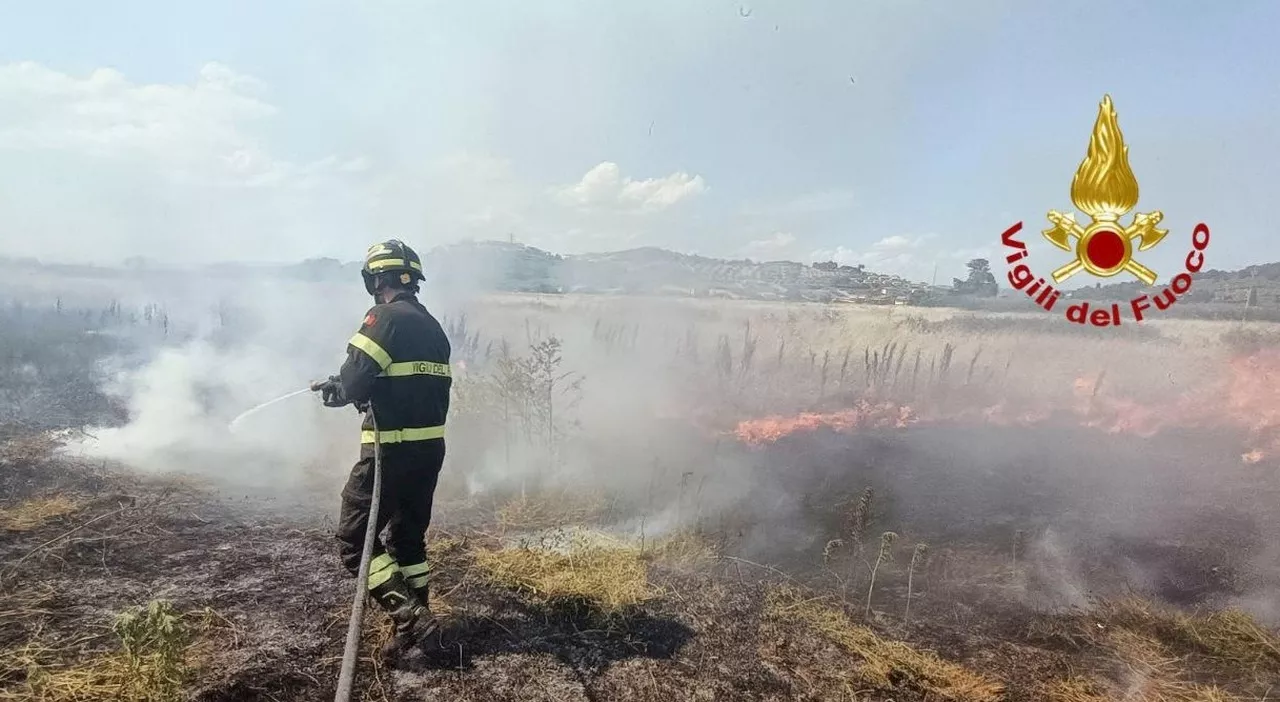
[339,293,451,441]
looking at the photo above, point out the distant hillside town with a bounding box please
[412,241,957,305]
[1,239,1272,315]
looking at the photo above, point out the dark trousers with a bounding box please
[336,439,446,576]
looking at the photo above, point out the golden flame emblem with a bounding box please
[1043,95,1167,285]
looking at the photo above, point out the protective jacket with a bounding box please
[339,292,452,448]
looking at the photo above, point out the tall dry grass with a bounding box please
[446,294,1240,420]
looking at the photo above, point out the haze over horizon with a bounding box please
[0,1,1275,286]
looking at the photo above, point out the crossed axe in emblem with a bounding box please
[1042,210,1167,286]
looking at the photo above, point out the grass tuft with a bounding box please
[474,530,656,612]
[1099,598,1280,674]
[765,586,1003,702]
[0,495,85,532]
[1101,627,1249,702]
[0,599,194,702]
[643,530,719,566]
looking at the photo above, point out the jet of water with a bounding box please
[228,388,313,431]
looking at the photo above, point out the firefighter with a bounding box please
[311,239,452,657]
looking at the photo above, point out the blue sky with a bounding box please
[0,0,1274,284]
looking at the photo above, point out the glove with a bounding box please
[310,376,351,408]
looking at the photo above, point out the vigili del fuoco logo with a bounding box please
[999,95,1211,327]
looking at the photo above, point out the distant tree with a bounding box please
[967,258,992,276]
[951,258,998,297]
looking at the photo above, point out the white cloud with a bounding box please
[0,61,344,188]
[813,234,921,267]
[368,152,713,255]
[0,61,386,262]
[555,161,707,213]
[377,156,713,254]
[0,59,850,265]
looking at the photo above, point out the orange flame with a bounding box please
[734,401,918,445]
[733,349,1280,464]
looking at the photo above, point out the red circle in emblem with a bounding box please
[1085,230,1126,270]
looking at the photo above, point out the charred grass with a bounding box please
[1023,597,1280,698]
[0,436,1026,701]
[764,585,1004,701]
[4,426,1280,700]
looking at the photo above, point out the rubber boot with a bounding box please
[411,580,430,609]
[370,572,439,658]
[410,581,445,650]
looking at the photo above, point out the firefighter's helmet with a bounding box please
[361,239,424,295]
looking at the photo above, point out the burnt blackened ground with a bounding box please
[0,465,870,701]
[739,424,1280,609]
[0,472,345,699]
[3,427,1280,701]
[1,450,796,701]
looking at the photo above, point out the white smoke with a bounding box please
[67,277,370,493]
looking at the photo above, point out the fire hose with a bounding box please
[333,403,381,702]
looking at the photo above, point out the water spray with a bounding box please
[227,388,312,431]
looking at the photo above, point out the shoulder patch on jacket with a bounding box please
[362,313,377,327]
